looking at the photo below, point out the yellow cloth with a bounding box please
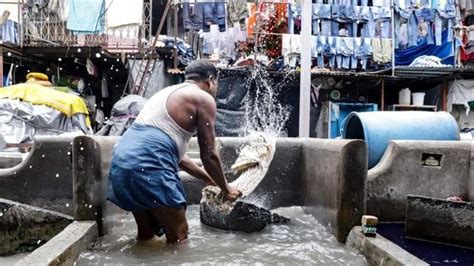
[26,72,49,81]
[0,83,91,127]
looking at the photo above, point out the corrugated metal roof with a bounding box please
[395,65,474,79]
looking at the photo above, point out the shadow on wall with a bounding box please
[0,136,74,215]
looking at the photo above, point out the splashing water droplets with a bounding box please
[243,66,292,137]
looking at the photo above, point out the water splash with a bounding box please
[242,67,292,137]
[240,4,292,137]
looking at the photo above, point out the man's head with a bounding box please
[184,59,219,97]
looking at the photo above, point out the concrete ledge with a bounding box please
[368,140,471,221]
[16,221,98,266]
[406,195,474,248]
[303,139,367,243]
[346,226,428,266]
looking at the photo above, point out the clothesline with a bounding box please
[252,31,394,39]
[176,0,297,3]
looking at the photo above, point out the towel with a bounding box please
[67,0,105,34]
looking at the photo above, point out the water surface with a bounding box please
[76,205,366,265]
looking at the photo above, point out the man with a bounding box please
[107,59,241,243]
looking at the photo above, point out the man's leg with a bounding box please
[132,211,156,240]
[150,207,188,243]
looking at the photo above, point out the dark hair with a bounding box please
[184,59,218,82]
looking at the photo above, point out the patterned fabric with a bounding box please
[107,123,187,211]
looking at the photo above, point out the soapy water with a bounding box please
[76,205,367,265]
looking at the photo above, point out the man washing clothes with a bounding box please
[107,59,242,243]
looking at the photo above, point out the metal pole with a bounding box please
[253,0,260,63]
[391,0,395,76]
[0,46,3,87]
[173,3,178,69]
[136,0,172,93]
[299,0,312,137]
[381,79,385,111]
[149,0,153,40]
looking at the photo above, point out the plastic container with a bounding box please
[398,88,411,105]
[412,92,425,106]
[341,111,460,168]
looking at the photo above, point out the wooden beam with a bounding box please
[442,80,448,111]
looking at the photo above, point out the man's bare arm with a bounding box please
[179,154,215,186]
[195,94,231,193]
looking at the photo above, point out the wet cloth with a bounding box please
[107,123,187,211]
[67,0,105,34]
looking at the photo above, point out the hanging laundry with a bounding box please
[415,7,435,45]
[183,2,204,32]
[0,20,19,44]
[372,38,383,63]
[48,0,69,21]
[381,38,392,63]
[288,4,301,34]
[203,2,226,32]
[313,4,332,36]
[227,0,249,31]
[282,34,301,67]
[86,58,98,76]
[201,24,240,59]
[67,0,105,34]
[106,0,143,28]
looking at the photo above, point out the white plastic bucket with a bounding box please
[399,88,411,105]
[412,92,425,106]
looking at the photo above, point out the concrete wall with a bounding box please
[302,139,367,243]
[0,136,74,214]
[470,142,474,202]
[72,136,368,243]
[367,140,472,221]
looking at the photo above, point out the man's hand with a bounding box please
[223,186,242,202]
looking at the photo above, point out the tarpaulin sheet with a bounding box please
[0,99,89,144]
[395,30,455,66]
[215,70,250,136]
[95,94,147,136]
[447,79,474,114]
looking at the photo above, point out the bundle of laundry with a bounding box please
[409,55,446,66]
[156,35,195,66]
[0,82,91,143]
[95,94,147,136]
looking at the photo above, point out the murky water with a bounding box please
[0,252,30,266]
[76,205,366,265]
